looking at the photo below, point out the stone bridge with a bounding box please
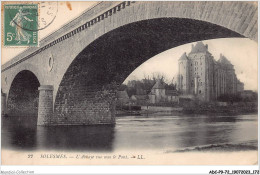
[1,1,257,125]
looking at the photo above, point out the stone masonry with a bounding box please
[37,85,54,125]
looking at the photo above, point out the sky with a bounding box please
[2,2,258,91]
[123,38,258,91]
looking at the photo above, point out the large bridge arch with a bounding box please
[53,17,245,125]
[50,1,257,103]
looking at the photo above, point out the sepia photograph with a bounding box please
[1,0,258,173]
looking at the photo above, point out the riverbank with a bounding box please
[116,106,183,116]
[183,104,257,115]
[116,104,257,116]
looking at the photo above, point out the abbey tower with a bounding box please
[177,42,244,101]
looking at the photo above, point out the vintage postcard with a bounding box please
[1,0,258,173]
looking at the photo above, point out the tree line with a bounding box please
[120,73,176,97]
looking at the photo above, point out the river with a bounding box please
[1,113,258,152]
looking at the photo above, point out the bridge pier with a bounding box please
[1,92,6,116]
[37,85,54,126]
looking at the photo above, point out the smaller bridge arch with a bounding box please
[7,70,40,117]
[2,63,45,97]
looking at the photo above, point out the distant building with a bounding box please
[165,90,179,103]
[148,80,179,104]
[177,41,244,101]
[150,81,165,103]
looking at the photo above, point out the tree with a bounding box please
[124,72,173,96]
[152,72,168,84]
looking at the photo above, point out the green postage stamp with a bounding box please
[4,4,38,46]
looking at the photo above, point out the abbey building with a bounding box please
[177,42,244,101]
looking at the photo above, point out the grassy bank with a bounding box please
[183,103,257,115]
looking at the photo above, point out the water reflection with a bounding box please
[113,114,257,151]
[2,116,115,151]
[1,114,258,152]
[36,125,115,151]
[2,116,37,150]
